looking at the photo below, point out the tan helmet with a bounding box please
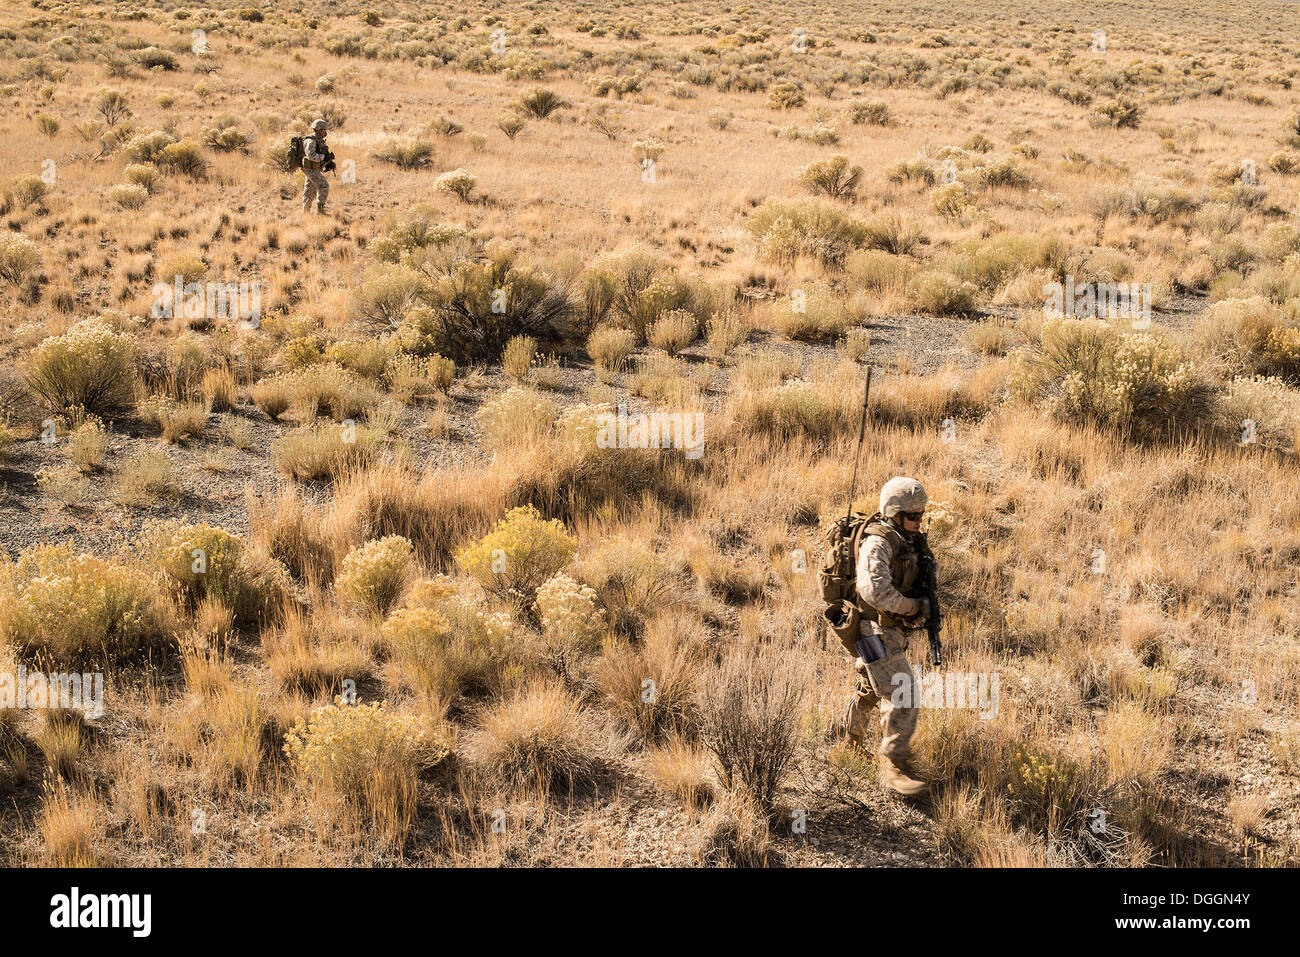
[880,476,927,519]
[311,119,328,133]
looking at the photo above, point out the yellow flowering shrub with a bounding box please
[284,697,447,788]
[149,522,290,624]
[1011,318,1205,433]
[336,536,415,616]
[284,697,448,841]
[456,505,576,599]
[383,575,513,701]
[1006,746,1094,832]
[22,317,139,418]
[536,571,606,656]
[0,543,173,666]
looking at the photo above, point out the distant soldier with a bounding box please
[301,119,335,214]
[842,476,935,796]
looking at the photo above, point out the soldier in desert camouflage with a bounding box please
[842,476,934,797]
[301,119,333,214]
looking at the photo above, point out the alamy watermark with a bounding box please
[150,275,262,326]
[594,402,705,459]
[890,667,999,719]
[1043,275,1151,326]
[0,666,104,719]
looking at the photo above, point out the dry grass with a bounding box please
[0,0,1296,870]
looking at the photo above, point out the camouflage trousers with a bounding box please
[302,169,329,213]
[843,627,918,761]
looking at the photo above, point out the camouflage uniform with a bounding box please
[844,526,923,760]
[840,476,931,796]
[301,130,329,214]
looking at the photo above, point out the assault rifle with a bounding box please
[917,549,943,668]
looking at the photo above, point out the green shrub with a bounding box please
[22,318,138,419]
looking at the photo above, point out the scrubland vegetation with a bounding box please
[0,0,1298,867]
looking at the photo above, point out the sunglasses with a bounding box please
[899,510,925,522]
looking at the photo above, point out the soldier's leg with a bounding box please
[314,173,329,214]
[841,661,879,748]
[302,173,317,211]
[864,631,926,795]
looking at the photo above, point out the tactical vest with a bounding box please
[857,515,924,628]
[302,136,324,170]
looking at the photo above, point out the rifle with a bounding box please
[917,549,943,668]
[322,148,337,173]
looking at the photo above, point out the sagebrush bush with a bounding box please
[1195,296,1300,380]
[747,197,869,267]
[797,154,862,199]
[335,536,415,616]
[1011,318,1206,434]
[434,168,477,201]
[382,578,512,703]
[0,544,173,666]
[22,318,138,418]
[456,504,577,600]
[911,270,979,316]
[149,522,289,624]
[0,231,41,285]
[285,698,447,843]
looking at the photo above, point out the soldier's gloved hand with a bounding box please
[906,598,930,627]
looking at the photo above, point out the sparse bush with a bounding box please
[747,197,870,268]
[697,645,803,813]
[22,318,138,419]
[382,579,511,703]
[537,571,605,661]
[108,182,149,210]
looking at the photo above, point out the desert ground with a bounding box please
[0,0,1298,867]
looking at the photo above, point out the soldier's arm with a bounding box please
[856,535,923,616]
[303,137,323,161]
